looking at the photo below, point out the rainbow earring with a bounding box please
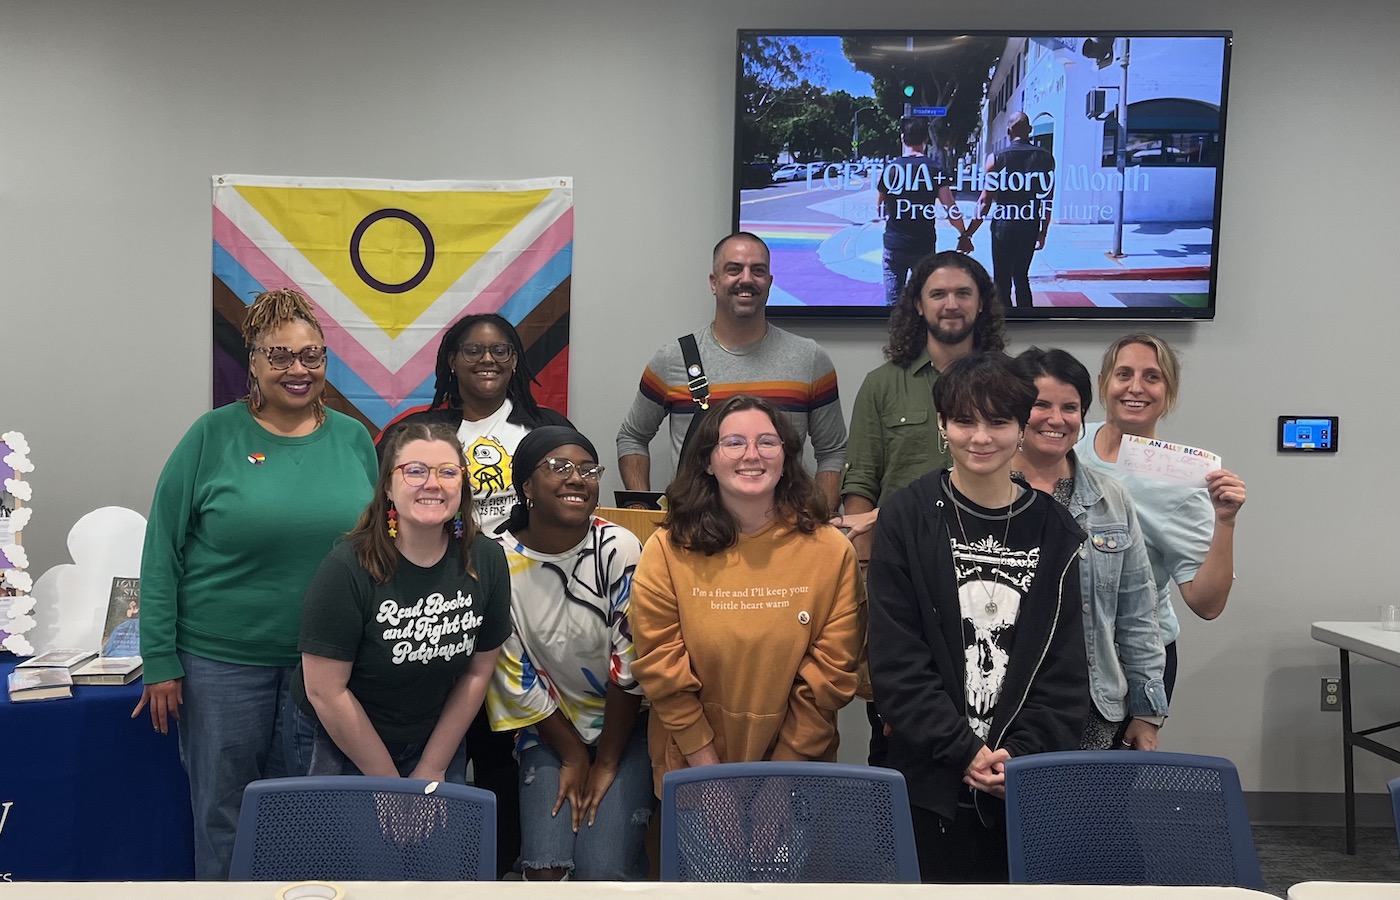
[452,512,464,539]
[387,505,398,539]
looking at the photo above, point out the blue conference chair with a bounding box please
[229,776,495,881]
[1004,750,1263,888]
[660,761,919,882]
[1389,776,1400,855]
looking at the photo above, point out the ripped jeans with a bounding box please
[516,713,653,880]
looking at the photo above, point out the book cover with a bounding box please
[101,576,141,658]
[16,648,98,670]
[71,656,143,686]
[8,667,74,701]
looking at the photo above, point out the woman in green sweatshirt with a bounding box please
[133,289,377,880]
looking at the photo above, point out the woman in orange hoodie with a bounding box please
[631,394,862,795]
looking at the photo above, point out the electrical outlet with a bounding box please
[1321,677,1341,712]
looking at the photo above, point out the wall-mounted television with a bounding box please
[734,30,1232,321]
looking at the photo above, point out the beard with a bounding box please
[927,314,976,345]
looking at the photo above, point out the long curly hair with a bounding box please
[427,313,547,420]
[662,395,828,555]
[350,421,478,584]
[884,251,1006,367]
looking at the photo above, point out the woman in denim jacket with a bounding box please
[1012,348,1169,750]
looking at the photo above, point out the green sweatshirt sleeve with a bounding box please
[139,418,208,684]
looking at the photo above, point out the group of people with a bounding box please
[879,113,1055,308]
[133,228,1245,884]
[613,231,1245,881]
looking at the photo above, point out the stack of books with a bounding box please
[8,667,76,703]
[8,649,95,702]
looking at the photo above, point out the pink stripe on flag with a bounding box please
[213,208,399,393]
[460,206,574,316]
[388,206,574,388]
[213,202,572,398]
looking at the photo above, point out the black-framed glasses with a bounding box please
[535,458,605,482]
[457,342,515,363]
[396,462,466,486]
[716,433,784,459]
[255,345,326,370]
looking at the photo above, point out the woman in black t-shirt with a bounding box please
[289,421,510,782]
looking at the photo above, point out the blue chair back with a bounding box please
[1389,776,1400,855]
[660,761,919,882]
[1004,750,1262,888]
[228,776,495,881]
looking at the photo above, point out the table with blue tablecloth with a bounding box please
[0,655,194,881]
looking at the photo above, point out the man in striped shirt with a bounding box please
[615,232,847,510]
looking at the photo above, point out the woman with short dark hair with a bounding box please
[868,351,1088,883]
[1012,347,1168,751]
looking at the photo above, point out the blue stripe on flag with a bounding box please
[497,242,573,324]
[213,241,265,305]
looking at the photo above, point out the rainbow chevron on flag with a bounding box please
[212,174,573,432]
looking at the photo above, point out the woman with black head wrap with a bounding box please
[486,426,652,881]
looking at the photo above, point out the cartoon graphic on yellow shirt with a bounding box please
[469,438,510,498]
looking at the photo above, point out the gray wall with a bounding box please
[3,0,1397,803]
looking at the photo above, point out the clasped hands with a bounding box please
[555,752,619,832]
[963,744,1010,798]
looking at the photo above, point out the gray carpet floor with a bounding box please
[1255,825,1400,897]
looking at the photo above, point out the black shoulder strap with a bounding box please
[678,333,709,410]
[678,333,711,463]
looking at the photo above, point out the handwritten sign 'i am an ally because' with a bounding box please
[1116,433,1221,487]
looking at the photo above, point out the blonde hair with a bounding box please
[1097,332,1181,418]
[242,288,327,425]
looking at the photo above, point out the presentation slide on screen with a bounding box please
[736,33,1229,317]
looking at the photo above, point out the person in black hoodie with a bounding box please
[867,351,1088,883]
[374,312,569,878]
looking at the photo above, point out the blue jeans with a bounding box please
[286,703,468,784]
[517,715,653,880]
[882,246,930,305]
[176,651,293,881]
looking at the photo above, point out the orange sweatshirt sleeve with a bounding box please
[631,531,716,756]
[772,534,862,760]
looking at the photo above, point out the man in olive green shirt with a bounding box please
[835,250,1007,766]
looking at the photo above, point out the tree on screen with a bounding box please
[841,35,1002,156]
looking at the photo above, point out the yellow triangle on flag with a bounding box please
[235,185,552,338]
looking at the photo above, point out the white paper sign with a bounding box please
[1116,434,1221,487]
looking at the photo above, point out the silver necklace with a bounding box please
[951,479,1016,616]
[711,323,767,356]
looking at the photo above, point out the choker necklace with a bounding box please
[711,323,767,356]
[950,476,1017,617]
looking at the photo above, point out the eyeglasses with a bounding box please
[255,345,326,370]
[716,434,784,459]
[457,342,515,363]
[396,462,466,486]
[535,458,605,482]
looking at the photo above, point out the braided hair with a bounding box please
[241,288,327,425]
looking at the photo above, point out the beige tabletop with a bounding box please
[1288,881,1400,899]
[0,881,1281,899]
